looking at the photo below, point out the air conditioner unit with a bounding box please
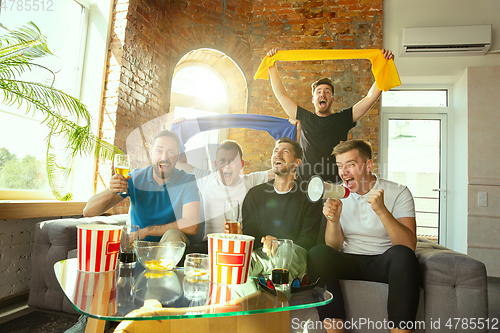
[401,25,491,56]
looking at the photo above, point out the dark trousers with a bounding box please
[307,244,420,329]
[178,241,208,266]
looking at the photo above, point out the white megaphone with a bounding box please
[306,175,350,202]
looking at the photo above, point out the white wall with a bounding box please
[384,0,500,85]
[466,66,500,277]
[383,0,500,258]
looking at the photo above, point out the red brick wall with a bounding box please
[248,0,383,171]
[97,0,384,206]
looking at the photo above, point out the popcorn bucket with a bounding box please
[73,269,117,315]
[207,233,254,285]
[77,224,122,272]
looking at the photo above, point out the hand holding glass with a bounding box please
[224,200,240,234]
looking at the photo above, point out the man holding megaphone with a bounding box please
[307,140,420,333]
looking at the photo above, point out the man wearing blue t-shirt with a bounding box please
[83,130,200,242]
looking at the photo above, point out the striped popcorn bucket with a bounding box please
[73,269,117,315]
[77,224,122,273]
[207,233,254,285]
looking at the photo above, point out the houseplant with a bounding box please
[0,21,121,200]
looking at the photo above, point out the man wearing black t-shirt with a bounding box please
[267,48,394,184]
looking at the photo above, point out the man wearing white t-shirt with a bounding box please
[177,140,273,254]
[307,140,420,333]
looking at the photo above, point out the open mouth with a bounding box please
[274,159,284,167]
[159,162,171,170]
[343,177,355,188]
[319,99,327,107]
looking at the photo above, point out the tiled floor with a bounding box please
[0,279,499,333]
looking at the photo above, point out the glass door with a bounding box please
[381,114,447,244]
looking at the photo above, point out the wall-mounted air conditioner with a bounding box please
[401,25,491,56]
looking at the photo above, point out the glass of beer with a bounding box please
[114,154,131,194]
[224,199,240,234]
[114,154,131,178]
[270,239,293,285]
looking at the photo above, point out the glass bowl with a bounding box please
[134,241,186,271]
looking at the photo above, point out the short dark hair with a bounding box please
[153,130,181,151]
[276,137,303,160]
[311,77,334,95]
[216,140,243,159]
[332,140,372,161]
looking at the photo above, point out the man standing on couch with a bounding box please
[307,140,420,333]
[83,129,200,243]
[266,48,394,184]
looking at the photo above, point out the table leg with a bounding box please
[113,311,290,333]
[85,318,107,333]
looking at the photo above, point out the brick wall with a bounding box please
[97,0,383,200]
[249,0,383,170]
[0,219,37,299]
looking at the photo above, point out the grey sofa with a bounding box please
[292,238,488,333]
[28,215,130,314]
[29,217,488,333]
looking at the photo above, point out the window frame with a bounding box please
[0,0,114,201]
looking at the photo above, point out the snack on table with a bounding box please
[144,258,175,271]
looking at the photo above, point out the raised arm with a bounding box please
[352,49,394,122]
[267,49,298,119]
[83,174,126,217]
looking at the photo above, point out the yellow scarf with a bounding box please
[254,49,401,91]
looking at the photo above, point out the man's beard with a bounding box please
[153,160,173,179]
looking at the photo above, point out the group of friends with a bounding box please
[82,49,419,333]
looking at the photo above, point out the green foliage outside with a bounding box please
[0,22,122,200]
[0,147,48,190]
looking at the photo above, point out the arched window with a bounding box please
[170,62,230,170]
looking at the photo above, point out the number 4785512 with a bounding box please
[445,318,498,330]
[1,0,54,12]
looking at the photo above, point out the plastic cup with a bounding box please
[207,233,254,285]
[77,224,122,273]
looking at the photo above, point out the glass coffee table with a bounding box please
[54,258,332,333]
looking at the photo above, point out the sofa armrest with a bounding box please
[28,214,129,314]
[415,240,488,332]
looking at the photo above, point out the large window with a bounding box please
[0,1,90,199]
[170,63,230,171]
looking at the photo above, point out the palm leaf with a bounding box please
[0,22,122,200]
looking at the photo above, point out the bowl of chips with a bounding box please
[135,241,186,271]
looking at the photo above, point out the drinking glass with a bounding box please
[114,154,131,178]
[224,199,240,234]
[120,224,139,265]
[114,154,131,194]
[270,239,294,285]
[184,253,209,281]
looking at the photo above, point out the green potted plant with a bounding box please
[0,21,121,201]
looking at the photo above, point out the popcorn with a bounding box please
[144,258,175,271]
